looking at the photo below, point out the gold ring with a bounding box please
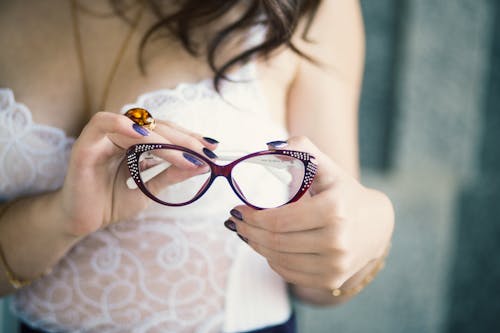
[124,107,156,131]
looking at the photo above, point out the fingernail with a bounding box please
[203,147,218,159]
[183,153,204,166]
[203,137,219,144]
[266,140,287,148]
[133,123,149,136]
[237,234,249,243]
[230,209,243,221]
[224,220,237,232]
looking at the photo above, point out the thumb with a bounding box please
[267,136,343,194]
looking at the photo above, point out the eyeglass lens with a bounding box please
[231,154,305,208]
[138,149,211,205]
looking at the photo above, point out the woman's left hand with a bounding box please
[226,136,394,303]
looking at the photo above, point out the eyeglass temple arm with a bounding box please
[216,152,292,184]
[126,150,293,190]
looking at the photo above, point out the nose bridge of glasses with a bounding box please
[211,163,232,178]
[211,152,244,179]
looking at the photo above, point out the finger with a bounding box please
[73,112,152,166]
[81,112,174,150]
[79,112,146,144]
[267,136,345,194]
[154,122,218,158]
[156,119,219,149]
[234,218,326,253]
[248,241,338,274]
[80,112,217,157]
[121,108,218,148]
[233,197,329,232]
[78,112,216,193]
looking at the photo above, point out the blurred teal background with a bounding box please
[296,0,500,332]
[1,0,499,332]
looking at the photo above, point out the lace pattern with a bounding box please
[14,215,238,333]
[7,64,289,332]
[0,89,74,201]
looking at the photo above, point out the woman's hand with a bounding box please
[58,111,217,238]
[227,136,394,304]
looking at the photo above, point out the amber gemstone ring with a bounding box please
[124,107,156,131]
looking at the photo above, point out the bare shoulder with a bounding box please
[285,0,365,177]
[293,0,365,85]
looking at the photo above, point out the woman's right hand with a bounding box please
[57,111,216,238]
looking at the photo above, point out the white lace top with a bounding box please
[2,64,291,333]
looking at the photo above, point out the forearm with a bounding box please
[0,190,81,296]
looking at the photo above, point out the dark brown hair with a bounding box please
[113,0,321,89]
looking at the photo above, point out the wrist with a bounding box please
[0,192,82,291]
[291,242,391,305]
[52,189,95,240]
[332,242,391,297]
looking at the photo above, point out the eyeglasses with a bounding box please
[126,143,318,209]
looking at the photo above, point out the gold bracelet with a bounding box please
[331,243,391,297]
[0,242,33,289]
[0,199,33,289]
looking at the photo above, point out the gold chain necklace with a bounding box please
[70,0,145,120]
[75,0,137,18]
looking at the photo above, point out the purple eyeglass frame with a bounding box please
[126,143,318,210]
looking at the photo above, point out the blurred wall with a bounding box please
[297,0,500,332]
[447,1,500,331]
[1,297,16,332]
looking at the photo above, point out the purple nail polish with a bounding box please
[224,220,237,232]
[183,153,204,166]
[133,123,149,136]
[203,137,219,144]
[203,147,218,159]
[237,234,249,243]
[266,140,287,148]
[230,209,243,221]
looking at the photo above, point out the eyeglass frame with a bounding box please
[126,143,318,210]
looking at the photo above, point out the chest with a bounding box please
[0,1,297,137]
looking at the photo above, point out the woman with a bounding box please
[0,0,394,332]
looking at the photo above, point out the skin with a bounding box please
[0,0,394,308]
